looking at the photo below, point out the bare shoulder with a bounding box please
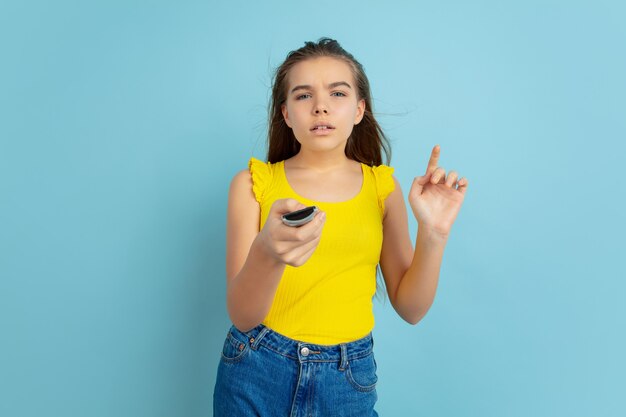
[227,168,258,225]
[226,168,260,281]
[390,174,402,191]
[383,175,405,220]
[229,168,262,205]
[230,169,253,192]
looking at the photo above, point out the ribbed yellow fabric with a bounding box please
[248,157,395,345]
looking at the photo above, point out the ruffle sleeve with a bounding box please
[248,157,272,204]
[372,164,395,216]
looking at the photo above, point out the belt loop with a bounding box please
[250,326,269,350]
[339,343,348,371]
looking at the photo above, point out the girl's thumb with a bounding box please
[417,174,430,184]
[412,175,428,194]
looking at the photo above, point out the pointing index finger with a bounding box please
[425,144,440,175]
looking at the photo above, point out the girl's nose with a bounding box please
[313,99,328,114]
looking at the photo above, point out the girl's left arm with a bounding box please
[379,177,446,325]
[379,145,468,324]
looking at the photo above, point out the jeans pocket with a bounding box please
[345,352,378,392]
[220,326,250,364]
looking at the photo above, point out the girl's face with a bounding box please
[281,57,365,155]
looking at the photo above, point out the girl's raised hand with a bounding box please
[258,198,326,267]
[408,145,469,238]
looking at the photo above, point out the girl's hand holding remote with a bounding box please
[258,198,326,267]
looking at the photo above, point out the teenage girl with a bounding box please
[213,37,468,417]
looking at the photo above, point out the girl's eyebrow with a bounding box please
[290,81,352,95]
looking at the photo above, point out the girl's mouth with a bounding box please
[310,125,335,131]
[310,125,335,135]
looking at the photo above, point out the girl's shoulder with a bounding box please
[368,163,394,177]
[368,163,395,197]
[247,157,280,204]
[366,163,396,215]
[248,156,277,172]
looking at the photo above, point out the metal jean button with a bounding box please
[300,347,310,357]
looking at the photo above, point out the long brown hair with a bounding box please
[267,37,391,166]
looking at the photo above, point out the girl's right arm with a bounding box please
[225,169,326,332]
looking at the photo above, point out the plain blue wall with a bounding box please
[1,1,625,416]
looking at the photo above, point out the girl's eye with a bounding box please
[296,92,346,100]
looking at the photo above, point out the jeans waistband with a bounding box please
[240,324,374,368]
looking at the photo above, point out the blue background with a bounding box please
[1,1,624,416]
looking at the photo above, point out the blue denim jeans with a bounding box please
[213,324,379,417]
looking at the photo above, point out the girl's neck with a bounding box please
[287,149,354,173]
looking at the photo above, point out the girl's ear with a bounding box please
[354,98,366,125]
[281,104,292,128]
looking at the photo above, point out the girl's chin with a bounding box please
[295,134,348,146]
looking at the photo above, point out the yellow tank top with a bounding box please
[248,157,395,345]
